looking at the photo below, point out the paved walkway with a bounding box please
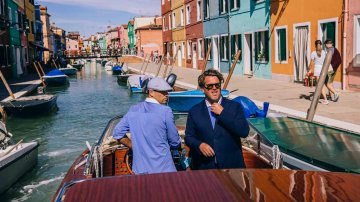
[126,61,360,133]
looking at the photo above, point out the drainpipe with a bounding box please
[342,0,349,90]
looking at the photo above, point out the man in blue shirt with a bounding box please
[185,70,249,170]
[112,77,181,174]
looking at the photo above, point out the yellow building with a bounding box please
[25,0,35,62]
[171,0,186,67]
[40,6,53,63]
[271,0,343,88]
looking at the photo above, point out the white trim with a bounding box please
[318,17,339,48]
[196,0,202,22]
[354,15,360,67]
[293,22,311,81]
[186,4,191,25]
[198,38,203,60]
[274,25,288,64]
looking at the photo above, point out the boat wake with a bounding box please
[44,149,78,157]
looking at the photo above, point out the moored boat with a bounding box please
[59,65,77,76]
[127,75,152,93]
[101,60,108,66]
[43,69,69,86]
[117,74,136,84]
[167,89,230,112]
[112,65,122,75]
[0,121,39,195]
[0,95,58,117]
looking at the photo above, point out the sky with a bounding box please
[36,0,161,37]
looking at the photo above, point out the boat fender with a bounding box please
[166,73,177,87]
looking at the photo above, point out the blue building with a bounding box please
[229,0,271,79]
[203,0,230,73]
[34,4,44,62]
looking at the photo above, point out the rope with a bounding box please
[93,146,99,178]
[99,147,103,177]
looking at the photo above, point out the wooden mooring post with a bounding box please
[0,71,15,99]
[223,50,241,90]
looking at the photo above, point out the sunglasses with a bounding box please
[204,83,221,90]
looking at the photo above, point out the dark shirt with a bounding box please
[331,47,342,72]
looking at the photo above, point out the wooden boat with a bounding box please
[71,63,83,71]
[127,75,152,93]
[43,69,69,86]
[0,121,39,194]
[53,116,360,201]
[246,116,360,173]
[167,90,230,112]
[101,60,108,66]
[0,95,58,117]
[117,73,136,84]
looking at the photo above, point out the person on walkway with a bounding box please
[112,77,181,174]
[185,70,250,170]
[309,40,329,104]
[324,39,342,102]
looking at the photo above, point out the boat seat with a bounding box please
[232,96,269,118]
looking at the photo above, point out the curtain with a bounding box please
[294,26,309,81]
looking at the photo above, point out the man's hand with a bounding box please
[199,143,215,157]
[211,103,223,115]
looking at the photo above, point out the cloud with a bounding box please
[37,0,160,16]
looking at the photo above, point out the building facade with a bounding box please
[230,0,271,78]
[8,0,23,77]
[25,0,35,64]
[0,0,12,79]
[203,0,229,72]
[118,24,128,52]
[270,0,343,87]
[171,0,186,67]
[185,0,204,70]
[128,20,135,51]
[162,0,173,64]
[135,24,163,57]
[34,4,44,62]
[40,6,53,63]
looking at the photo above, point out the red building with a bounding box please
[185,0,204,70]
[0,1,12,79]
[161,0,173,64]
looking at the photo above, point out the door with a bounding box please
[177,47,182,67]
[244,34,253,75]
[192,43,197,69]
[294,26,309,81]
[212,37,219,70]
[16,48,23,75]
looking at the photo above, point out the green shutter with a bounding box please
[219,0,223,14]
[225,0,228,12]
[255,32,259,61]
[279,29,286,61]
[265,30,269,61]
[238,35,242,61]
[230,0,234,10]
[204,0,208,18]
[231,35,235,60]
[237,0,240,9]
[326,22,336,47]
[220,37,224,59]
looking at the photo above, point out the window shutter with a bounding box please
[225,0,228,12]
[231,35,235,60]
[204,0,207,18]
[265,30,269,61]
[326,22,336,47]
[219,0,223,14]
[238,35,242,61]
[237,0,240,9]
[220,37,224,59]
[279,29,286,61]
[230,0,234,10]
[255,32,259,61]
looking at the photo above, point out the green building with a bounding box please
[7,0,22,77]
[127,20,134,50]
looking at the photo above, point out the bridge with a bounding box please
[64,53,122,60]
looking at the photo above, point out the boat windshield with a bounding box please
[248,117,360,174]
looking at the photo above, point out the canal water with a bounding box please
[2,61,146,201]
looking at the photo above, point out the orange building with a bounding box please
[135,24,163,57]
[271,0,344,89]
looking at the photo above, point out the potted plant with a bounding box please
[257,49,266,62]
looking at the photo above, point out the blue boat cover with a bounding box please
[112,65,122,71]
[232,96,269,118]
[46,69,66,76]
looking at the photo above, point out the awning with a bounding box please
[29,42,51,51]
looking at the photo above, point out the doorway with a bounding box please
[244,34,253,75]
[177,46,182,67]
[192,42,197,69]
[294,25,309,81]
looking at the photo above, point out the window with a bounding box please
[255,30,269,62]
[204,0,210,19]
[230,0,240,10]
[172,12,176,29]
[187,40,192,59]
[275,27,287,63]
[230,34,241,61]
[168,14,171,30]
[320,21,336,48]
[186,5,191,25]
[8,7,11,25]
[162,17,166,31]
[204,38,212,60]
[180,8,184,26]
[0,45,5,67]
[219,0,228,14]
[181,42,185,58]
[198,38,203,59]
[173,42,177,57]
[0,0,5,15]
[197,0,202,21]
[220,35,229,61]
[354,16,360,67]
[15,11,19,30]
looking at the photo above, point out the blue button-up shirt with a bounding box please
[205,97,223,129]
[112,98,181,174]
